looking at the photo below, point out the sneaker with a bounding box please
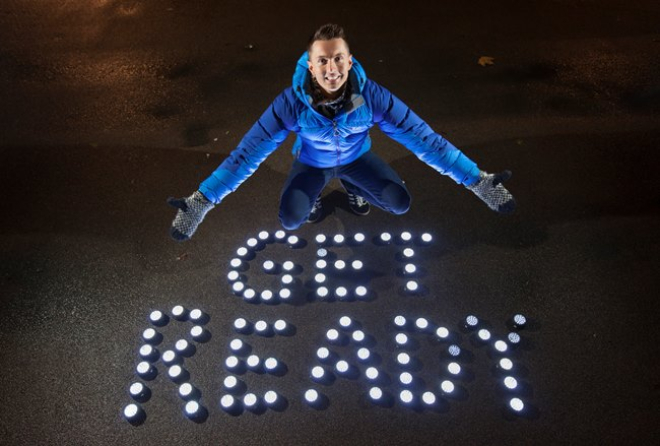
[347,191,370,216]
[307,196,323,223]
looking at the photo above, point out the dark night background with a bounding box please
[0,0,659,445]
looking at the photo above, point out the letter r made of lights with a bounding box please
[123,230,534,424]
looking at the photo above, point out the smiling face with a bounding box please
[307,38,353,99]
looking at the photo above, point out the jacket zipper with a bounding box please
[332,119,340,166]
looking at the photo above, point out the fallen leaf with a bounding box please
[478,56,495,67]
[176,253,189,261]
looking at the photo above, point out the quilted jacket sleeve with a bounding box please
[367,80,480,186]
[199,88,298,203]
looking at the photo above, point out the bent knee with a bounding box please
[383,183,411,214]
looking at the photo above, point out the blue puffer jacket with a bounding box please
[199,52,480,203]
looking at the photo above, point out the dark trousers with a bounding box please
[279,150,411,230]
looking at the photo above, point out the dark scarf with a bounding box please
[310,75,353,119]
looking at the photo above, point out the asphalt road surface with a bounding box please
[1,1,659,445]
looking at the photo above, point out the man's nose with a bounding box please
[328,59,338,72]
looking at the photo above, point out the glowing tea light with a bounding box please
[440,380,455,394]
[315,234,327,244]
[351,260,363,270]
[258,230,269,241]
[304,389,319,404]
[399,390,414,404]
[415,317,430,330]
[448,362,461,375]
[355,286,368,298]
[190,325,207,341]
[171,305,186,320]
[260,289,274,302]
[236,247,249,257]
[161,350,177,365]
[510,398,524,412]
[233,318,248,331]
[220,395,236,410]
[314,273,326,283]
[402,248,415,258]
[316,347,330,361]
[397,352,411,365]
[317,248,328,258]
[232,281,245,293]
[273,319,288,333]
[281,274,294,285]
[504,376,518,390]
[136,361,154,377]
[262,260,275,272]
[311,366,325,379]
[352,330,366,343]
[282,261,295,271]
[353,233,366,243]
[435,326,449,339]
[478,329,491,341]
[274,230,286,241]
[264,357,279,372]
[225,356,240,370]
[179,383,194,399]
[422,391,437,405]
[167,365,185,381]
[400,231,412,242]
[316,287,329,298]
[243,393,258,409]
[499,358,513,370]
[365,367,379,380]
[395,333,408,345]
[286,235,299,246]
[399,372,413,385]
[316,259,327,269]
[175,339,190,354]
[246,355,260,369]
[139,344,156,360]
[394,316,407,328]
[255,320,269,334]
[369,387,383,401]
[149,310,165,324]
[404,263,417,274]
[334,260,346,270]
[494,340,508,353]
[326,329,340,342]
[508,332,521,344]
[380,232,392,243]
[246,238,258,248]
[189,309,205,323]
[357,348,371,361]
[465,315,479,327]
[123,403,143,421]
[339,316,353,328]
[405,280,419,292]
[513,314,527,328]
[264,391,279,405]
[448,345,461,357]
[335,360,350,374]
[229,339,244,352]
[421,233,433,243]
[333,234,345,245]
[243,288,256,301]
[223,375,238,390]
[129,382,147,399]
[335,287,348,298]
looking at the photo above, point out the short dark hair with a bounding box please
[307,23,350,53]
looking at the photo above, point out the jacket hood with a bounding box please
[292,51,367,107]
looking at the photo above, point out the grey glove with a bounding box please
[167,190,215,241]
[467,170,516,214]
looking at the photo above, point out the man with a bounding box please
[168,24,515,241]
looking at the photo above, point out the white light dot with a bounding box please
[406,280,419,292]
[448,345,461,357]
[366,367,379,380]
[415,317,429,330]
[162,350,176,364]
[334,260,346,270]
[513,314,527,326]
[243,288,256,300]
[233,318,247,330]
[399,390,413,404]
[400,231,412,242]
[247,355,260,368]
[137,361,151,374]
[380,232,392,242]
[478,329,491,341]
[397,352,411,365]
[316,287,329,298]
[351,260,363,270]
[336,360,349,373]
[436,326,449,339]
[263,260,275,271]
[441,380,455,393]
[315,234,327,244]
[264,357,278,370]
[274,230,286,240]
[404,263,417,274]
[304,389,319,403]
[326,329,339,341]
[357,348,370,361]
[369,387,383,400]
[355,286,367,297]
[261,289,273,301]
[333,234,345,244]
[317,347,330,360]
[282,261,295,271]
[139,345,154,357]
[227,270,240,281]
[422,391,436,405]
[394,316,407,327]
[225,356,239,369]
[258,230,269,240]
[395,333,408,345]
[168,365,182,379]
[352,330,366,342]
[232,281,245,293]
[403,248,415,258]
[279,288,291,299]
[504,376,518,389]
[315,259,327,269]
[499,358,513,370]
[508,332,521,344]
[421,233,433,243]
[311,366,325,379]
[129,382,144,396]
[448,362,461,375]
[465,315,479,327]
[223,376,238,388]
[171,305,185,317]
[317,248,328,258]
[175,339,189,352]
[124,403,139,418]
[274,319,287,331]
[190,325,204,338]
[230,258,242,268]
[281,274,294,285]
[510,397,525,412]
[229,339,243,351]
[287,235,299,245]
[243,393,258,407]
[353,233,366,243]
[246,238,258,248]
[179,383,193,397]
[399,372,413,385]
[236,247,248,257]
[189,309,203,321]
[314,273,326,283]
[255,320,268,332]
[220,395,235,408]
[264,391,278,404]
[149,310,163,322]
[494,340,508,352]
[335,287,348,298]
[339,316,352,328]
